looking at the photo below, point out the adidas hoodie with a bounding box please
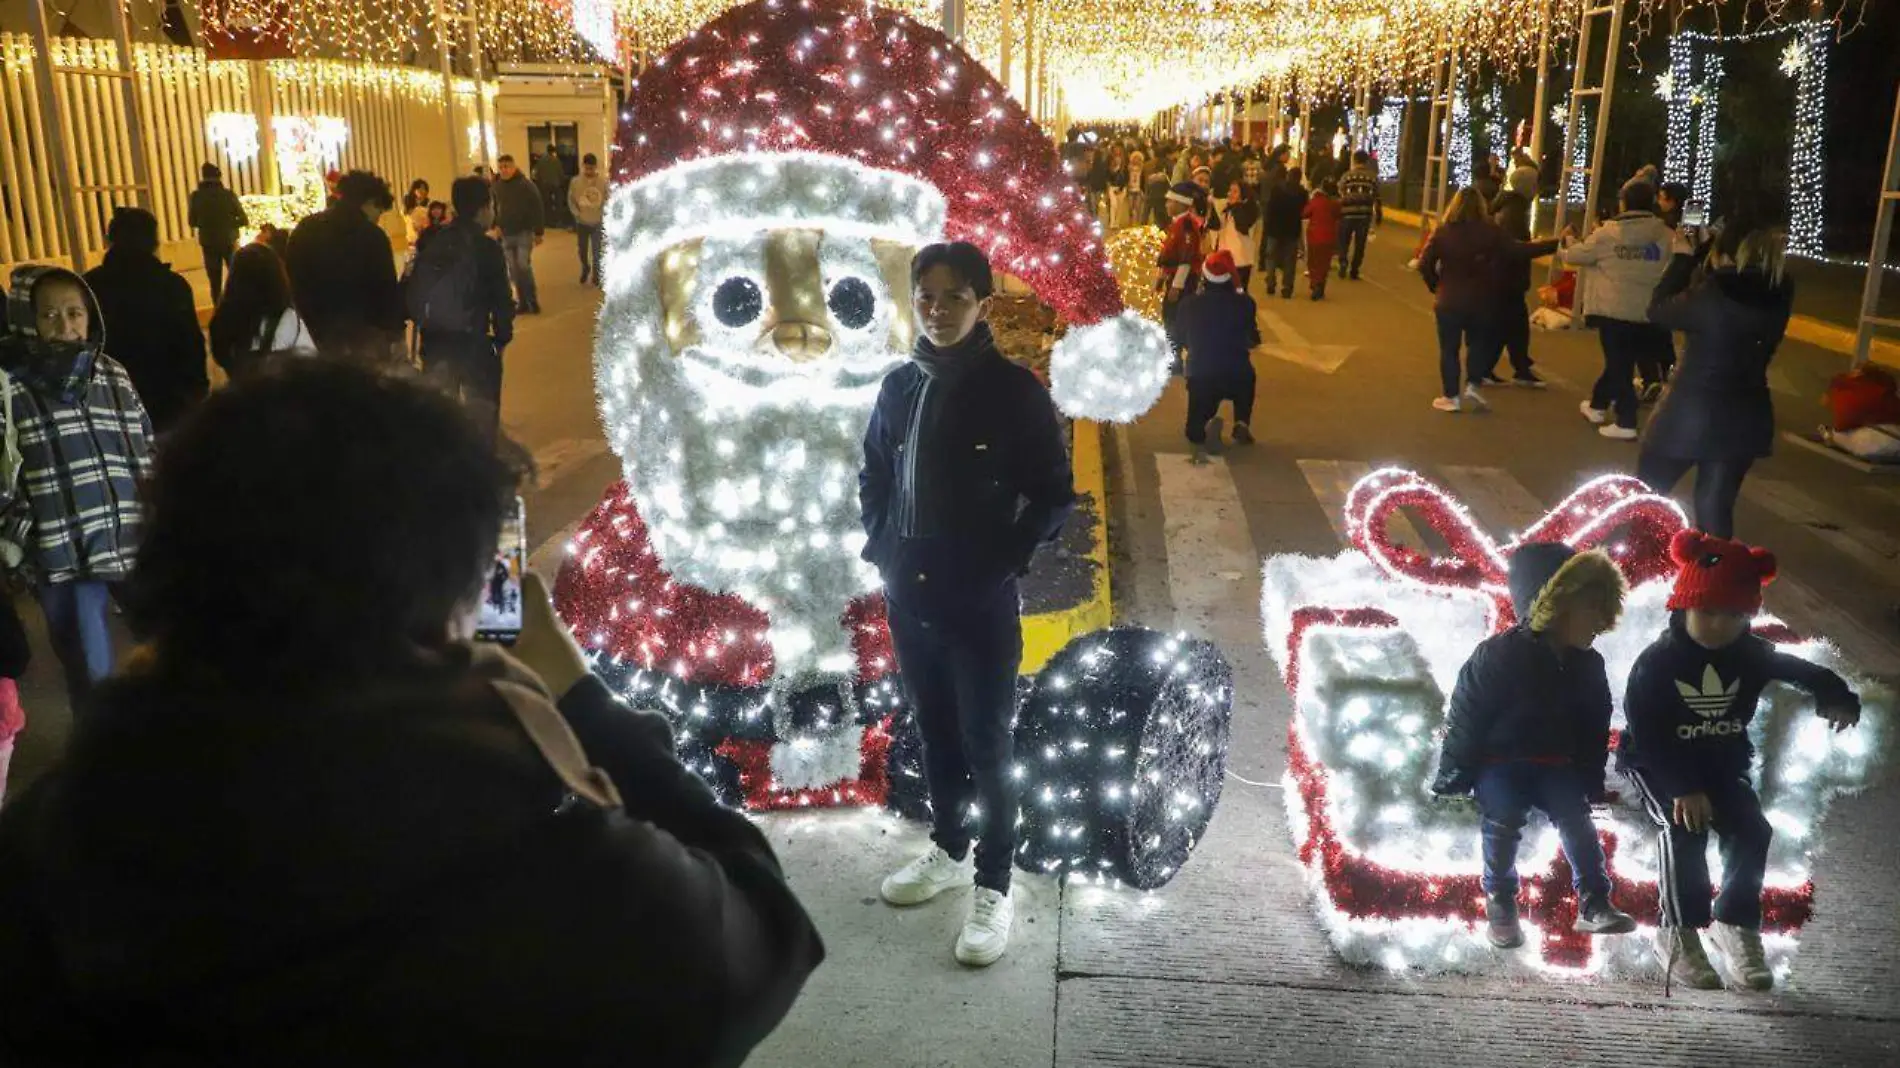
[1619,614,1859,799]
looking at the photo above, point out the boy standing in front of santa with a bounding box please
[1622,530,1861,991]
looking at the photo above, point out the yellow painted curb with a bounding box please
[1021,419,1113,675]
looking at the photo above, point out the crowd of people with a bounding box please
[1414,160,1794,541]
[1089,132,1384,458]
[0,156,592,797]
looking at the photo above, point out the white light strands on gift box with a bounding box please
[1261,467,1888,977]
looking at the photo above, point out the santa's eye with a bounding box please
[1701,553,1723,568]
[827,277,877,330]
[712,277,763,328]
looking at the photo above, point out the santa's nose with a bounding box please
[766,321,834,361]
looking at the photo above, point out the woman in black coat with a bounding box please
[1636,226,1794,538]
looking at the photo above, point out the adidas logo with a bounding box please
[1676,664,1739,720]
[1678,720,1748,739]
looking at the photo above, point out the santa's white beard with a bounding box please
[623,341,901,678]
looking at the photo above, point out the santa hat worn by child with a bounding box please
[606,0,1171,422]
[1202,250,1235,284]
[1666,529,1778,616]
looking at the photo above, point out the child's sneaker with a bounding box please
[1485,894,1524,949]
[1709,921,1774,991]
[1655,926,1723,990]
[1573,894,1637,935]
[1231,423,1255,446]
[1461,384,1490,411]
[1432,396,1462,413]
[1579,400,1608,425]
[1203,416,1225,455]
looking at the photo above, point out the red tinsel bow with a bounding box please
[1343,469,1687,632]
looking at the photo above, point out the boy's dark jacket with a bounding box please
[1619,613,1858,799]
[1432,544,1623,797]
[859,330,1075,619]
[0,646,824,1065]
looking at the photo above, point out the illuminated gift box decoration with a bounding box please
[1262,468,1886,975]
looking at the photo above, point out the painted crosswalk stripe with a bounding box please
[1296,458,1423,549]
[1439,464,1547,540]
[1155,454,1260,648]
[1742,478,1900,582]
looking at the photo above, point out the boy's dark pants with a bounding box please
[1627,767,1772,928]
[1184,371,1256,443]
[887,587,1024,894]
[1475,762,1613,901]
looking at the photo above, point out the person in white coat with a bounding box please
[1556,179,1675,440]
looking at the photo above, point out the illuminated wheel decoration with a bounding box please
[1262,469,1889,976]
[1016,627,1234,891]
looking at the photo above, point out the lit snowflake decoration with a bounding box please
[1548,104,1568,129]
[1654,71,1676,101]
[1689,84,1709,108]
[1779,39,1809,77]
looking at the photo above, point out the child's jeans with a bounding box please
[1475,762,1613,902]
[1626,767,1771,929]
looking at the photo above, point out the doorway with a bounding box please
[525,121,580,226]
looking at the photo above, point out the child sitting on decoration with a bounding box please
[1432,543,1640,950]
[1620,530,1861,992]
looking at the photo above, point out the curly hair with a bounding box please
[126,361,526,687]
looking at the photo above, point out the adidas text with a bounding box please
[1677,720,1747,740]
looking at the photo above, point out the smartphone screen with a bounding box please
[476,496,527,645]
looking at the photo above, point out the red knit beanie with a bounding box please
[1666,529,1778,615]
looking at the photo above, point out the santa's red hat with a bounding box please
[1667,529,1778,616]
[608,0,1170,422]
[1202,250,1235,284]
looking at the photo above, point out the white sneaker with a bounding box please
[1598,424,1639,441]
[880,846,968,906]
[1579,400,1608,425]
[1655,926,1722,990]
[1461,384,1490,411]
[954,886,1014,966]
[1432,396,1461,413]
[1709,922,1774,990]
[1203,416,1225,455]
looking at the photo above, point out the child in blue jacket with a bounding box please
[1433,543,1639,949]
[1622,530,1861,991]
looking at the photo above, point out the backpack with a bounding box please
[406,227,483,333]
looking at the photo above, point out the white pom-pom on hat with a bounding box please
[1049,310,1172,424]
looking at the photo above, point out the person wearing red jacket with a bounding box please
[1301,179,1343,299]
[1157,182,1210,373]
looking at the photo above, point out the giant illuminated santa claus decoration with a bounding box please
[555,0,1226,890]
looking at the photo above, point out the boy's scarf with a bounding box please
[897,322,998,537]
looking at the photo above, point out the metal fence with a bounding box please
[0,34,492,274]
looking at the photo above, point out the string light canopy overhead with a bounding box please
[196,0,603,65]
